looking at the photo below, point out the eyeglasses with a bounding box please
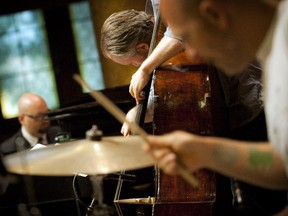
[23,113,49,120]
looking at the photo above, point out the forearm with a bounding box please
[139,36,183,75]
[126,106,153,123]
[204,137,288,189]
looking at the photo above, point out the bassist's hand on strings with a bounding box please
[129,67,152,104]
[121,106,154,137]
[121,107,138,137]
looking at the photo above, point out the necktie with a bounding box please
[37,136,48,145]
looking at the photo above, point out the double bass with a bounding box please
[143,13,228,216]
[152,53,226,215]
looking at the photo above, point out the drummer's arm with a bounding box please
[207,140,288,189]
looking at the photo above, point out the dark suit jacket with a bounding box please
[0,126,62,156]
[0,125,87,215]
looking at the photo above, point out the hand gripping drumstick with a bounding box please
[73,74,199,187]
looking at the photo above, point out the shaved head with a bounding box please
[18,93,47,115]
[18,93,50,137]
[159,0,275,75]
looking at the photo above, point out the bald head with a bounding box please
[159,0,276,75]
[18,93,47,115]
[18,93,50,137]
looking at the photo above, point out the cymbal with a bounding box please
[3,136,155,176]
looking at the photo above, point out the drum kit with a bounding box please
[2,133,155,216]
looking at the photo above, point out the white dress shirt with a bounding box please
[21,127,48,147]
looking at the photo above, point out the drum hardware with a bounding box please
[114,170,125,216]
[85,175,116,216]
[113,168,155,216]
[77,171,138,216]
[103,172,137,182]
[114,194,155,216]
[86,125,103,141]
[71,171,138,216]
[88,172,139,216]
[114,197,155,205]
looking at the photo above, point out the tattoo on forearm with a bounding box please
[249,147,273,167]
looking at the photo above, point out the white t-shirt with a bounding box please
[150,0,182,41]
[257,0,288,175]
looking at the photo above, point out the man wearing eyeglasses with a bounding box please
[0,93,62,156]
[0,94,90,215]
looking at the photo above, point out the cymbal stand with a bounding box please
[113,170,125,216]
[87,175,115,216]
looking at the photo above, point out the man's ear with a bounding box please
[199,0,228,30]
[18,115,24,124]
[136,43,149,52]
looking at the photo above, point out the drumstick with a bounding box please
[73,74,147,138]
[73,74,199,187]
